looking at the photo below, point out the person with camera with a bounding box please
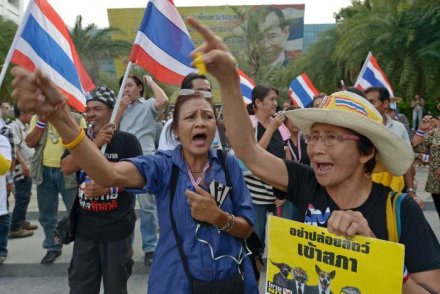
[244,85,291,254]
[60,86,142,294]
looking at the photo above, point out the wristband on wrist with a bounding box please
[36,120,46,129]
[403,265,410,284]
[62,128,85,150]
[215,212,235,232]
[416,129,426,137]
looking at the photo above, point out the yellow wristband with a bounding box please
[62,128,85,150]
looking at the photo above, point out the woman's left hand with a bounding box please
[327,210,376,238]
[185,185,220,223]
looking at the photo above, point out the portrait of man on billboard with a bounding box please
[247,6,303,68]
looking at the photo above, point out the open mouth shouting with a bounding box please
[192,132,208,147]
[314,161,334,176]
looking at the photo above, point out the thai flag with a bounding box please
[238,69,255,105]
[129,0,196,86]
[288,73,319,108]
[9,0,94,112]
[355,52,394,97]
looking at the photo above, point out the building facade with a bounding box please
[303,23,336,52]
[0,0,24,24]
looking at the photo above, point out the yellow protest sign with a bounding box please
[266,215,404,294]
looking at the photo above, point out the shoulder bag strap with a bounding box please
[386,191,407,242]
[169,164,194,291]
[217,149,231,187]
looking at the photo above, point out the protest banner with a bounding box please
[266,215,404,294]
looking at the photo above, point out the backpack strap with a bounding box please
[386,191,407,242]
[217,149,231,187]
[169,164,195,291]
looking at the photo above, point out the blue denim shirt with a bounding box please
[125,146,258,293]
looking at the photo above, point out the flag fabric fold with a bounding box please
[10,0,94,112]
[288,73,319,108]
[129,0,196,86]
[355,52,394,97]
[238,69,255,105]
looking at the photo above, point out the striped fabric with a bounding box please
[244,174,276,205]
[355,52,394,97]
[10,0,95,112]
[238,69,255,105]
[288,73,319,108]
[129,0,196,86]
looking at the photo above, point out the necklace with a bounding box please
[288,133,302,162]
[48,124,59,144]
[186,161,210,186]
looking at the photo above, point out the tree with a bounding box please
[70,15,132,85]
[0,17,18,103]
[293,0,440,103]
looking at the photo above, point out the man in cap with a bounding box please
[61,86,142,293]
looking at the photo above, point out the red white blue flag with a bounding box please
[355,52,394,97]
[238,69,255,105]
[10,0,94,112]
[288,73,319,108]
[129,0,196,86]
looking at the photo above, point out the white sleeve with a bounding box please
[158,119,180,151]
[0,135,12,161]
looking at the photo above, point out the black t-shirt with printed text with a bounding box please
[70,130,142,241]
[284,160,440,274]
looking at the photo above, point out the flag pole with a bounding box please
[354,51,372,86]
[0,0,33,90]
[100,61,133,153]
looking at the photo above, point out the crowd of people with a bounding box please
[0,17,439,294]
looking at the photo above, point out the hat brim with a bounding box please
[285,109,414,176]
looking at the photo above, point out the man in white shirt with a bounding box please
[9,105,38,237]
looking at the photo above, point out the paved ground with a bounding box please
[0,166,438,293]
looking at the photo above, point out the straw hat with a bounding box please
[284,91,414,175]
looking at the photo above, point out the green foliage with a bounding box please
[293,0,440,106]
[0,17,18,103]
[70,15,132,85]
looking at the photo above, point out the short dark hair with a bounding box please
[180,73,209,90]
[14,104,21,118]
[119,74,144,97]
[251,85,279,109]
[365,87,390,102]
[347,87,366,98]
[353,130,376,175]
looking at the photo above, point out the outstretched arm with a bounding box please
[186,17,289,192]
[11,67,145,189]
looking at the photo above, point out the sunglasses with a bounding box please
[178,89,213,99]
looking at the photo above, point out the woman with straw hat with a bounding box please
[181,18,440,293]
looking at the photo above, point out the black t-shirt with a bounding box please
[257,123,286,199]
[256,123,285,159]
[72,130,142,241]
[284,160,440,273]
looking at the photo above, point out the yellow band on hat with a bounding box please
[321,92,382,124]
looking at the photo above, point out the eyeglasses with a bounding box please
[178,89,213,99]
[304,133,360,146]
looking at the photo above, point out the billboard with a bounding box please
[108,4,304,79]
